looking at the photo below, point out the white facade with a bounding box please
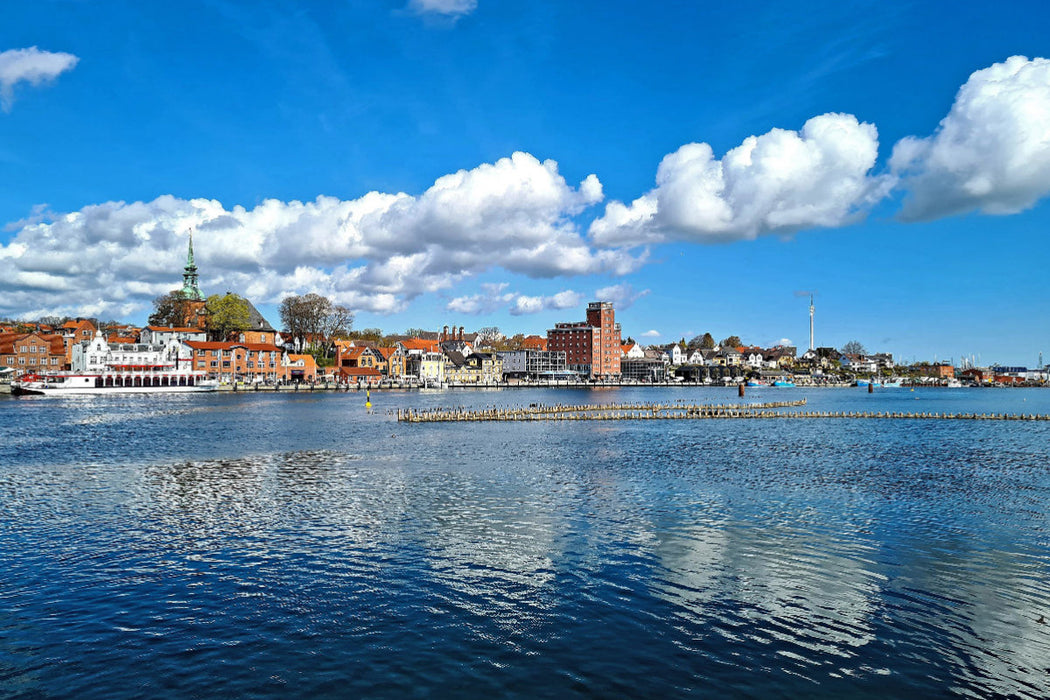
[419,351,446,385]
[622,343,645,359]
[670,345,684,365]
[139,327,207,345]
[72,332,191,372]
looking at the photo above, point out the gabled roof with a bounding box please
[0,332,65,354]
[339,367,381,377]
[521,335,547,350]
[399,338,441,352]
[338,346,368,360]
[286,354,317,368]
[243,299,275,332]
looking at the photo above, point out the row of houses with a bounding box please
[0,319,318,384]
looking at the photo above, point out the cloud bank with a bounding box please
[0,47,79,111]
[0,152,641,319]
[891,56,1050,221]
[5,56,1050,321]
[590,113,892,247]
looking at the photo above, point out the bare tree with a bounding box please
[280,293,354,356]
[475,326,502,348]
[841,340,867,356]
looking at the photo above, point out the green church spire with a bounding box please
[179,230,204,301]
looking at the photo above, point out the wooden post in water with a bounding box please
[738,382,745,398]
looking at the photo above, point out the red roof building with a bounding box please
[0,332,67,375]
[184,340,283,382]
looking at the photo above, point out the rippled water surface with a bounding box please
[2,387,1050,698]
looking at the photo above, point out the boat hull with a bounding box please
[12,384,218,396]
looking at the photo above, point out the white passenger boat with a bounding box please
[11,363,218,396]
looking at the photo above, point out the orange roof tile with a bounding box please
[339,367,382,377]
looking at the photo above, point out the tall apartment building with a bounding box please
[546,301,621,380]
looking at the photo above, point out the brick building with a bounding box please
[546,301,621,380]
[0,332,67,375]
[184,340,283,383]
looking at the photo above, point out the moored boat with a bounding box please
[11,362,218,396]
[857,378,902,388]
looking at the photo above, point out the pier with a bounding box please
[397,399,1050,423]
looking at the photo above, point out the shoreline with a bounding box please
[2,380,1045,396]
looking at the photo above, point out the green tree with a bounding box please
[205,293,251,341]
[700,333,716,349]
[149,290,190,327]
[720,335,742,348]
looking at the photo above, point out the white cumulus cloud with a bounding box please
[891,55,1050,221]
[594,282,649,310]
[446,283,515,314]
[641,330,661,338]
[0,152,642,320]
[0,46,79,111]
[510,290,582,316]
[590,113,892,247]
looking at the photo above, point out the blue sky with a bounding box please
[2,0,1049,366]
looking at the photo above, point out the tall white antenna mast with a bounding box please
[809,294,815,352]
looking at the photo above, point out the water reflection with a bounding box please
[3,389,1050,698]
[651,512,881,675]
[414,470,562,630]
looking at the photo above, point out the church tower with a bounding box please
[177,231,208,329]
[180,231,205,302]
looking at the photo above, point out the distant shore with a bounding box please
[3,380,1046,395]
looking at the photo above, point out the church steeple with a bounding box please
[179,230,204,301]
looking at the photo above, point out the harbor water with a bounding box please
[2,387,1049,698]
